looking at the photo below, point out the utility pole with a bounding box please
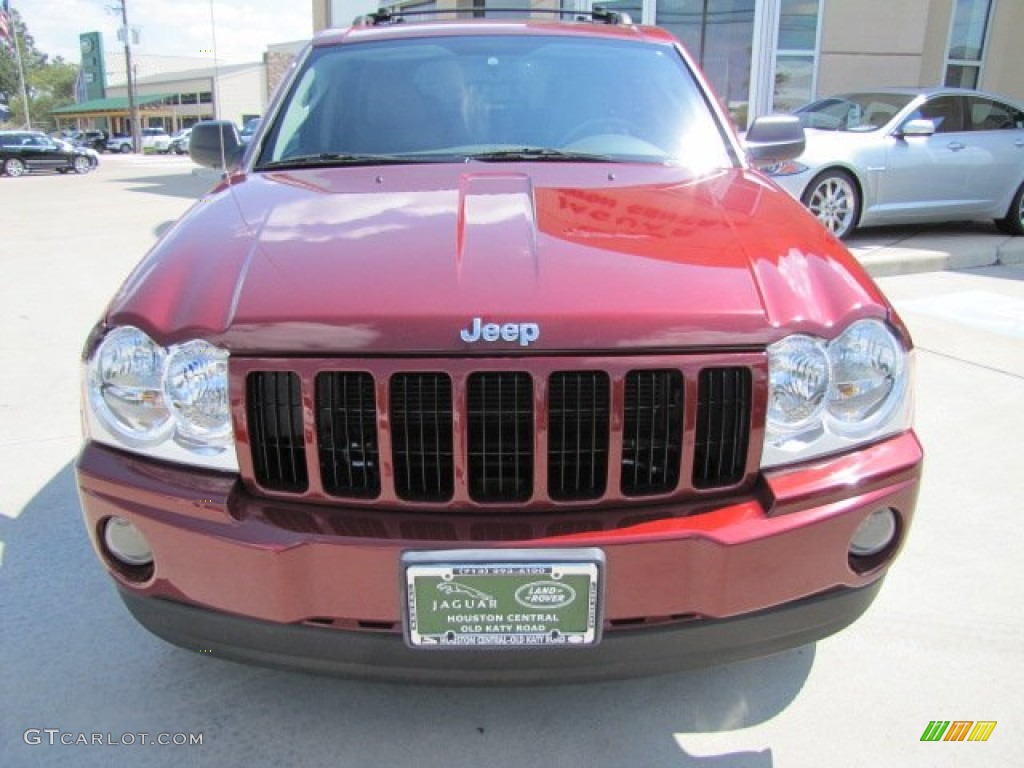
[6,2,33,129]
[116,0,141,152]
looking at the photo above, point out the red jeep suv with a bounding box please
[76,9,922,683]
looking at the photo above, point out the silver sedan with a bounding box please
[764,87,1024,239]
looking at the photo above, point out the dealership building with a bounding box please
[315,0,1024,126]
[51,34,302,134]
[53,0,1024,133]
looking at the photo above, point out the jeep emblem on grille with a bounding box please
[459,317,540,347]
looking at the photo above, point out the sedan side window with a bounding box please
[967,96,1024,131]
[914,96,966,133]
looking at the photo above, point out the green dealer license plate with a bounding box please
[403,549,604,648]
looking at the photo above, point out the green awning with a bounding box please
[51,94,176,115]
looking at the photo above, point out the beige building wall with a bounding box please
[918,0,953,86]
[817,0,934,93]
[313,0,329,32]
[819,0,1023,102]
[104,55,216,89]
[215,68,267,125]
[981,0,1024,102]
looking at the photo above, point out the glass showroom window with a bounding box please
[774,0,820,112]
[944,0,993,88]
[656,0,757,126]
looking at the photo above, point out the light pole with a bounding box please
[5,3,33,129]
[112,0,141,152]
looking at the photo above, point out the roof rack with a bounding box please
[354,6,634,28]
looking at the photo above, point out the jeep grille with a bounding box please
[241,357,758,509]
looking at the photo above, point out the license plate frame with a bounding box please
[402,548,605,649]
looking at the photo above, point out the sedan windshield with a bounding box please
[794,93,916,132]
[256,35,732,169]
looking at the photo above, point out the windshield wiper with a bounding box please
[256,153,438,170]
[465,147,615,163]
[257,148,619,170]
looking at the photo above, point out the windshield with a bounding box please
[793,93,916,132]
[256,35,732,169]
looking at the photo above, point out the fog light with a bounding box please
[849,508,898,557]
[102,517,153,566]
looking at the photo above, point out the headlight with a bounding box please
[827,320,906,434]
[89,326,172,445]
[165,341,231,448]
[85,326,237,471]
[767,335,829,434]
[763,319,912,468]
[761,160,808,177]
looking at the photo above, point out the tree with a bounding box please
[27,58,78,128]
[1,6,78,130]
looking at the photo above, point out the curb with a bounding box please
[847,223,1024,278]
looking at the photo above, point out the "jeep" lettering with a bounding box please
[459,317,540,347]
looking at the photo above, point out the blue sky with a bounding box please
[12,0,313,64]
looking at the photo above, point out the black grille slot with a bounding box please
[694,367,752,488]
[390,373,454,502]
[315,372,380,498]
[548,371,610,500]
[467,372,533,502]
[247,371,308,492]
[621,370,683,496]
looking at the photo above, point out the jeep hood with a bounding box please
[106,164,890,354]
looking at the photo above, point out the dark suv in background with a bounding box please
[1,131,96,176]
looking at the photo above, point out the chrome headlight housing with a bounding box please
[760,160,808,177]
[85,326,237,471]
[763,319,912,468]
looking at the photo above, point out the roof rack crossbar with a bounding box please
[354,6,633,27]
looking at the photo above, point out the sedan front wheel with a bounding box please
[3,157,27,177]
[996,181,1024,236]
[802,170,860,239]
[73,156,93,174]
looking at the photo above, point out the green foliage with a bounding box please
[1,7,79,130]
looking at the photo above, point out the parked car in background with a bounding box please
[141,127,170,153]
[53,137,100,170]
[149,134,172,154]
[79,10,922,683]
[106,128,170,153]
[167,128,192,155]
[1,130,97,176]
[763,87,1024,239]
[72,129,109,152]
[238,117,261,144]
[106,133,134,153]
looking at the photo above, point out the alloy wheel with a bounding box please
[4,157,27,177]
[804,172,859,239]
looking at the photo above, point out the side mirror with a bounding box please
[189,120,245,170]
[744,115,806,165]
[896,118,936,138]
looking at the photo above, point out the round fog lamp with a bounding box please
[102,517,153,566]
[849,508,898,557]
